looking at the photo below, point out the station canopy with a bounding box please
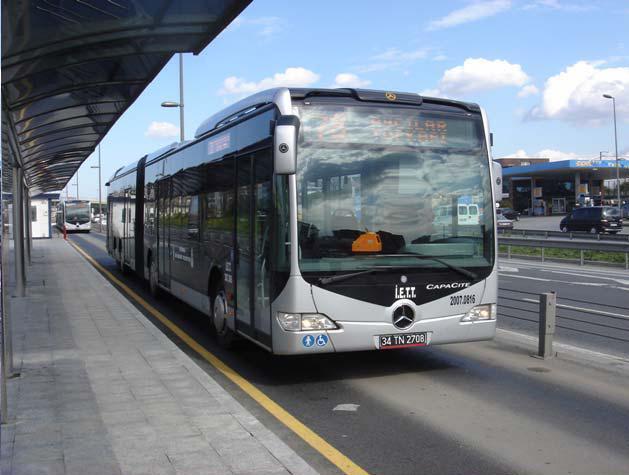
[2,0,251,194]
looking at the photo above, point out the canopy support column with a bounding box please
[12,166,26,297]
[24,187,32,266]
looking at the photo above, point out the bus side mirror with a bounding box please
[274,115,300,175]
[492,161,502,204]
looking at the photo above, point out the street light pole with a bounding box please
[603,94,620,210]
[161,53,185,141]
[599,151,608,161]
[90,145,102,232]
[75,171,79,200]
[179,53,184,142]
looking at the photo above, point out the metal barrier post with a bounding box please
[507,245,512,259]
[541,247,545,263]
[580,250,584,266]
[538,291,556,359]
[625,252,628,270]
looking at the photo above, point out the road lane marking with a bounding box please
[519,298,629,320]
[499,273,610,287]
[499,259,629,279]
[67,239,368,475]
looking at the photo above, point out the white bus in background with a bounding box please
[56,200,91,232]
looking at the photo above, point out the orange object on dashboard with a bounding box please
[352,232,382,253]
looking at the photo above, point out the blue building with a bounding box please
[497,158,629,215]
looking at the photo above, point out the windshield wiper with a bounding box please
[377,253,478,280]
[318,266,399,285]
[317,254,477,286]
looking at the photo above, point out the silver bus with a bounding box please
[56,199,92,232]
[107,88,500,354]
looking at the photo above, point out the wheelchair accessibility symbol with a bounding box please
[316,334,328,347]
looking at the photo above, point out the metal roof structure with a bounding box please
[1,0,251,194]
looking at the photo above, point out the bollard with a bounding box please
[63,225,67,240]
[538,291,556,359]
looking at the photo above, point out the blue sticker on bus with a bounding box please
[316,334,329,347]
[302,335,315,348]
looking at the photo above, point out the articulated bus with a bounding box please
[107,88,501,354]
[56,200,91,232]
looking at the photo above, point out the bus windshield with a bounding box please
[65,202,91,224]
[295,103,494,274]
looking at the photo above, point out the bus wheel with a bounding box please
[149,258,160,297]
[212,289,234,347]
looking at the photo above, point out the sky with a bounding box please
[67,0,629,201]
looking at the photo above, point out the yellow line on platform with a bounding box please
[67,239,368,475]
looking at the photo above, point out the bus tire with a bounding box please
[212,288,234,348]
[149,257,160,297]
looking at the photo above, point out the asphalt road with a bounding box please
[497,260,629,358]
[67,231,629,475]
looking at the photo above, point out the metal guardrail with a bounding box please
[498,228,629,242]
[498,236,629,269]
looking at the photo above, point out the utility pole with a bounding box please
[603,94,621,210]
[91,145,103,232]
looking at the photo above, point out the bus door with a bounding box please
[157,179,172,287]
[235,151,273,341]
[123,189,134,266]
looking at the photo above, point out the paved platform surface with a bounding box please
[1,238,317,475]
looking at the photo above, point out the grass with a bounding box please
[498,244,627,265]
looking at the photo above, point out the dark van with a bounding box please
[560,206,623,234]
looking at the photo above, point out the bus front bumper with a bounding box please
[271,314,496,355]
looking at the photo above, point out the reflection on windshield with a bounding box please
[296,104,494,273]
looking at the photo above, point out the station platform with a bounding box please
[1,238,316,475]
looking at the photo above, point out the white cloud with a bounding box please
[356,48,430,73]
[529,60,629,123]
[331,73,371,88]
[509,149,530,158]
[431,58,530,96]
[518,84,540,97]
[427,0,512,31]
[219,67,320,96]
[502,148,585,161]
[145,121,178,138]
[537,148,581,161]
[372,48,429,62]
[232,16,282,36]
[432,54,448,62]
[523,1,593,12]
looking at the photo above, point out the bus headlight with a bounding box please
[461,304,496,322]
[276,312,338,331]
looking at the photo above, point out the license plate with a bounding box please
[378,332,428,350]
[610,223,617,226]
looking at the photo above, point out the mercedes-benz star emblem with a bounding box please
[392,304,415,330]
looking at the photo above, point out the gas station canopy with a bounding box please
[2,0,251,194]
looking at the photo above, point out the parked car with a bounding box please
[559,206,623,234]
[498,207,520,221]
[621,203,629,220]
[496,210,514,230]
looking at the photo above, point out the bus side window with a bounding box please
[188,196,199,239]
